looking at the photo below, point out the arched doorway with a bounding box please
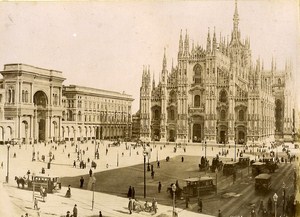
[169,130,175,142]
[21,121,29,144]
[238,131,245,144]
[220,131,226,144]
[153,129,160,141]
[52,121,58,142]
[34,91,48,142]
[193,124,202,142]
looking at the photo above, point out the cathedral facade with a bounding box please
[139,2,298,145]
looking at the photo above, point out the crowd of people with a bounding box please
[4,138,298,217]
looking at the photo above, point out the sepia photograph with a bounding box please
[0,0,299,216]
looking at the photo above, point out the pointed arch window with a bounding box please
[219,90,227,103]
[170,109,175,120]
[239,110,244,121]
[193,64,202,84]
[194,95,200,107]
[25,90,29,103]
[22,90,25,102]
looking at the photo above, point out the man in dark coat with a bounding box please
[158,181,162,193]
[80,176,84,188]
[127,186,132,198]
[73,204,78,217]
[198,198,203,212]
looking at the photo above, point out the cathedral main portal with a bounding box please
[193,124,202,142]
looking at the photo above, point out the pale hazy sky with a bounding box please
[0,0,299,113]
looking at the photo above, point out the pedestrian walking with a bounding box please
[127,186,132,198]
[89,168,93,177]
[65,185,71,198]
[99,211,102,217]
[185,196,190,208]
[218,209,222,217]
[258,200,264,213]
[152,198,157,214]
[73,160,76,168]
[181,156,184,162]
[157,161,160,168]
[34,197,39,210]
[158,181,162,193]
[66,211,70,217]
[128,198,133,214]
[80,176,84,188]
[151,170,155,179]
[73,204,78,217]
[198,198,202,212]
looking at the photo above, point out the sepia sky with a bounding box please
[0,0,299,113]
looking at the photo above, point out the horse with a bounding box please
[15,176,26,188]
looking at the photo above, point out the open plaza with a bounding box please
[0,139,299,217]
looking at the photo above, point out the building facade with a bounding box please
[139,2,298,145]
[62,85,133,141]
[0,63,133,144]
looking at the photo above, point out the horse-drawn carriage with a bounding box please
[210,157,223,172]
[199,156,209,171]
[15,176,27,188]
[262,157,278,173]
[91,161,97,169]
[237,157,250,168]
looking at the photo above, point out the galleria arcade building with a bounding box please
[0,63,133,144]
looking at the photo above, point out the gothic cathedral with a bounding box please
[139,1,297,146]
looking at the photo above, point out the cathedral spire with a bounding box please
[231,0,240,43]
[163,47,167,70]
[184,29,189,56]
[152,73,155,89]
[206,27,211,53]
[271,56,274,71]
[212,27,217,52]
[178,29,183,58]
[233,0,239,32]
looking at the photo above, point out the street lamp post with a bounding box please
[282,182,286,215]
[204,139,207,159]
[6,143,11,183]
[117,151,119,167]
[252,137,255,161]
[172,183,177,217]
[143,150,147,198]
[94,128,97,160]
[234,138,237,162]
[215,168,218,195]
[273,193,278,217]
[91,175,96,210]
[234,126,237,162]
